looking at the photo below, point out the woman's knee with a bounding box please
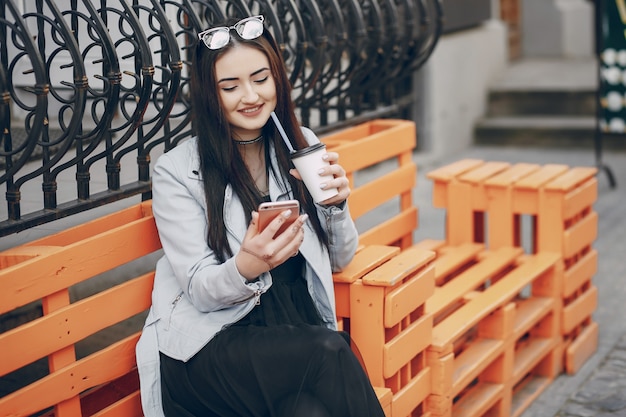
[310,328,350,356]
[276,392,331,417]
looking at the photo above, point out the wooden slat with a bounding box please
[0,216,160,313]
[383,265,434,326]
[357,207,418,248]
[426,246,523,317]
[24,202,151,247]
[563,212,597,259]
[427,159,485,183]
[432,252,560,349]
[565,322,599,374]
[452,382,504,417]
[91,392,143,417]
[0,273,153,376]
[333,245,400,284]
[324,120,416,173]
[348,163,416,219]
[562,286,598,334]
[362,246,435,287]
[562,177,597,220]
[512,338,556,383]
[484,163,541,188]
[0,334,139,417]
[563,249,597,298]
[383,314,432,378]
[431,242,485,284]
[513,297,555,339]
[390,367,431,417]
[544,167,597,192]
[452,338,504,397]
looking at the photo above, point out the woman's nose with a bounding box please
[241,84,259,103]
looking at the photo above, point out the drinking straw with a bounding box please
[270,111,295,153]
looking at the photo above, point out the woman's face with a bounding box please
[214,44,277,141]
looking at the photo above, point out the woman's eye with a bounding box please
[254,76,269,84]
[222,85,237,92]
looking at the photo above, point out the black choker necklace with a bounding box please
[234,135,263,145]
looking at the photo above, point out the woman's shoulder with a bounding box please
[299,126,320,146]
[156,137,199,166]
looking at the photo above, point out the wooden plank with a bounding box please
[383,314,432,378]
[383,265,434,326]
[563,212,597,259]
[565,322,599,374]
[427,159,485,183]
[91,392,143,417]
[323,120,416,173]
[514,164,569,191]
[544,167,597,192]
[333,245,400,283]
[426,246,523,317]
[562,286,598,334]
[432,252,560,349]
[0,273,153,375]
[562,177,597,220]
[348,163,416,219]
[484,163,541,188]
[362,246,435,287]
[0,334,139,417]
[512,297,556,340]
[358,207,418,248]
[512,338,557,383]
[0,216,160,312]
[391,367,431,417]
[452,382,505,417]
[452,338,504,397]
[24,203,150,247]
[563,249,597,298]
[431,242,485,283]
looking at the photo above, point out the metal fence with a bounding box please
[0,0,443,237]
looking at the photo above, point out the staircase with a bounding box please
[474,58,624,150]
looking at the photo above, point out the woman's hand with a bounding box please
[290,151,350,206]
[236,210,308,280]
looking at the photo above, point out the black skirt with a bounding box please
[159,253,385,417]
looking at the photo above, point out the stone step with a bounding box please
[487,90,597,117]
[474,115,626,149]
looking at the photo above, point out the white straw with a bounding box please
[270,111,295,153]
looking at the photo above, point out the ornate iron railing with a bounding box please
[0,0,443,236]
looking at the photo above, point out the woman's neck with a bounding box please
[239,141,268,196]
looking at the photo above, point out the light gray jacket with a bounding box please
[136,128,359,417]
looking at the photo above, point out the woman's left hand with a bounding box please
[290,151,350,206]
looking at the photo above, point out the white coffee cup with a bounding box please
[290,143,339,203]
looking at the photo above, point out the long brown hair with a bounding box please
[190,16,328,262]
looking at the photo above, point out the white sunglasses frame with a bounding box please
[197,15,265,50]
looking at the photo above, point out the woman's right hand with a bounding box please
[235,210,308,280]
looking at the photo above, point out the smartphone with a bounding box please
[258,200,300,236]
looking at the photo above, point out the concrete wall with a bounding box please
[413,20,508,159]
[522,0,594,58]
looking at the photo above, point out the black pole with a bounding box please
[593,0,617,188]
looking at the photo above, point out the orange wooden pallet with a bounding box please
[348,247,436,417]
[322,119,418,249]
[427,160,599,375]
[425,251,563,417]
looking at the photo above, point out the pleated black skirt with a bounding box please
[159,253,385,417]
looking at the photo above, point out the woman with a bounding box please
[136,15,385,417]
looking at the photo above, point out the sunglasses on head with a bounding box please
[197,15,265,50]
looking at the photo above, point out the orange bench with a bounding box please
[0,119,420,417]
